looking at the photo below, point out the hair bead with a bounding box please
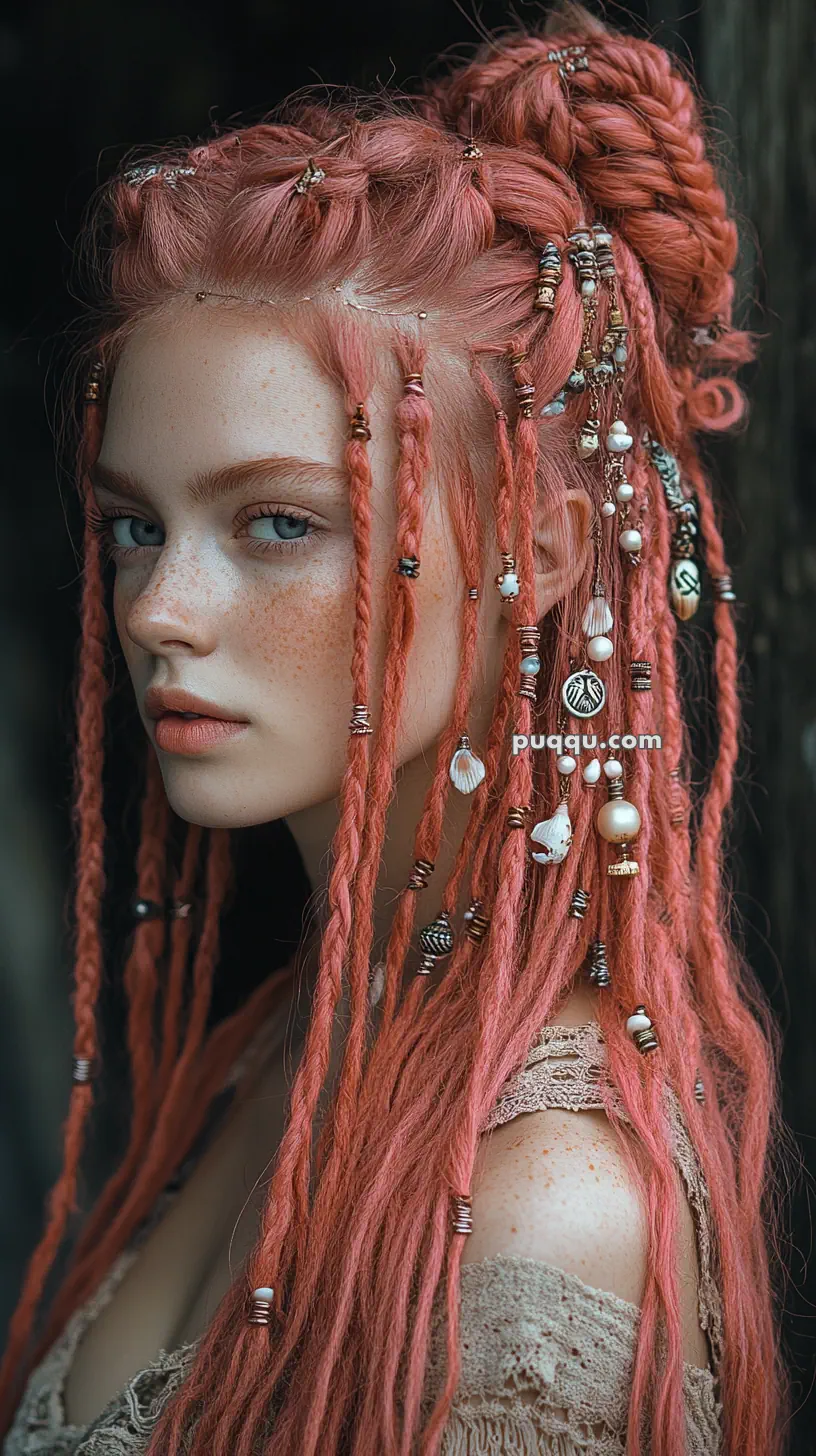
[507,804,530,831]
[626,1006,659,1055]
[247,1287,276,1326]
[567,888,591,920]
[630,660,652,691]
[397,555,420,578]
[71,1056,94,1085]
[403,372,425,396]
[293,158,326,194]
[586,936,610,987]
[132,896,164,922]
[349,404,371,441]
[83,360,104,404]
[694,1071,706,1104]
[712,574,737,603]
[349,704,374,735]
[450,1194,473,1234]
[463,898,491,944]
[406,858,435,891]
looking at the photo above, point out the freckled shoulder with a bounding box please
[462,1101,712,1370]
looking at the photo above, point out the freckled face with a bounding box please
[93,304,499,828]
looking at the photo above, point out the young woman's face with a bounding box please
[92,303,507,827]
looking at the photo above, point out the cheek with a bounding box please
[229,558,358,706]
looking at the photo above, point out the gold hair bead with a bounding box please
[463,899,490,944]
[507,804,530,831]
[451,1195,474,1234]
[403,372,425,396]
[349,404,371,441]
[83,360,104,404]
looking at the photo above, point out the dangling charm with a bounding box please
[582,758,601,784]
[597,760,641,877]
[533,241,564,318]
[581,587,614,638]
[606,418,633,452]
[529,798,573,865]
[449,734,486,794]
[626,1006,659,1055]
[586,937,611,987]
[417,911,455,975]
[576,417,600,458]
[561,667,606,718]
[496,552,519,601]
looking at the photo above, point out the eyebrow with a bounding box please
[88,454,349,507]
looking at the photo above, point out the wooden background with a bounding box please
[0,0,813,1445]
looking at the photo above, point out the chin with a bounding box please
[156,759,339,828]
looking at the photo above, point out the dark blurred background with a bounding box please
[1,0,814,1448]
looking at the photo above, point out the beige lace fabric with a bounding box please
[5,1022,723,1454]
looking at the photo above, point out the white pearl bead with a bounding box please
[253,1287,275,1300]
[603,758,623,779]
[556,754,577,774]
[626,1012,652,1034]
[615,481,634,502]
[610,419,628,433]
[520,655,541,674]
[601,500,617,517]
[499,573,519,598]
[596,798,642,843]
[607,432,633,453]
[582,759,601,784]
[619,528,642,552]
[581,278,596,295]
[587,635,614,662]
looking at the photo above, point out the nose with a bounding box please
[122,548,220,658]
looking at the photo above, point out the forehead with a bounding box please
[99,304,350,481]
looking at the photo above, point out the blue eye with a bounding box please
[111,517,165,548]
[246,513,309,542]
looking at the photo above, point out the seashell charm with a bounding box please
[418,913,455,959]
[582,594,614,636]
[449,735,487,794]
[669,558,701,620]
[530,800,573,865]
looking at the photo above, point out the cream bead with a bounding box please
[587,635,614,662]
[615,481,634,502]
[626,1011,652,1034]
[603,758,623,779]
[619,527,642,552]
[582,759,602,784]
[601,500,617,518]
[596,798,642,843]
[556,754,577,774]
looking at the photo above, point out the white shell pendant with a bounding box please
[449,735,487,794]
[669,558,701,620]
[530,800,573,865]
[582,595,614,636]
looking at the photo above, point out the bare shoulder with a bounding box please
[460,986,711,1369]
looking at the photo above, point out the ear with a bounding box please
[532,486,593,620]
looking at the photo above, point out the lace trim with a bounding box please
[5,1020,724,1455]
[422,1257,722,1456]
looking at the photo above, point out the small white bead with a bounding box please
[619,528,642,552]
[615,481,634,502]
[601,500,617,518]
[607,431,633,452]
[587,635,614,662]
[610,420,628,433]
[498,573,519,598]
[581,278,596,296]
[626,1012,652,1035]
[603,758,623,779]
[253,1287,275,1301]
[596,798,642,843]
[582,759,602,784]
[556,755,577,774]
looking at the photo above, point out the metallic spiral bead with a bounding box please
[170,898,194,920]
[464,899,491,944]
[83,360,104,404]
[567,888,590,920]
[694,1072,706,1104]
[407,857,435,891]
[72,1056,94,1085]
[507,804,529,830]
[712,574,737,602]
[397,555,420,578]
[349,404,371,441]
[247,1287,275,1326]
[451,1195,474,1235]
[468,586,479,600]
[630,660,652,692]
[349,704,374,735]
[586,937,610,988]
[403,372,425,396]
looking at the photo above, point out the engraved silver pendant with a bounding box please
[561,668,606,718]
[669,558,701,620]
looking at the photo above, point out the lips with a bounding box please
[144,686,248,723]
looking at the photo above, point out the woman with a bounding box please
[0,3,790,1451]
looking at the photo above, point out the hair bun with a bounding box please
[422,2,740,338]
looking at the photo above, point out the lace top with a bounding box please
[4,1021,724,1454]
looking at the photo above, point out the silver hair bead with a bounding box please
[567,888,590,920]
[694,1072,706,1104]
[349,704,374,735]
[247,1286,275,1325]
[451,1195,474,1234]
[72,1056,94,1085]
